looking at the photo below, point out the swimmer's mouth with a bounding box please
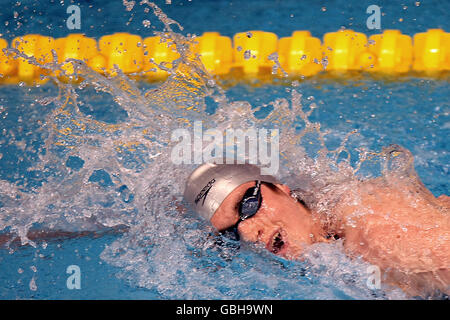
[267,230,287,255]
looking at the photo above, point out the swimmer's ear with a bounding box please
[275,184,291,196]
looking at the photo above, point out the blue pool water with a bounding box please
[0,0,449,299]
[1,0,449,41]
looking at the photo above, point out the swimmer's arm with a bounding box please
[334,180,450,296]
[0,225,129,247]
[0,196,185,247]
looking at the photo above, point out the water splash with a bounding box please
[0,2,443,300]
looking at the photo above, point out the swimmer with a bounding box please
[184,159,450,298]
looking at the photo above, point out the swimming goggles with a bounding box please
[221,180,262,241]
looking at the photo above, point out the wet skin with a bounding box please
[210,179,450,297]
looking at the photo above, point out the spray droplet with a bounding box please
[29,276,37,291]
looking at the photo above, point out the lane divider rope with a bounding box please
[0,29,448,85]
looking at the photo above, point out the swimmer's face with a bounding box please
[210,181,325,259]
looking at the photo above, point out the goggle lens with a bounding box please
[221,181,262,241]
[238,180,261,220]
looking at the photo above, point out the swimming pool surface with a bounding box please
[0,0,448,299]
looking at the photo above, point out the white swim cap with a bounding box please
[184,161,279,221]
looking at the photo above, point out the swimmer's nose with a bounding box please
[237,214,267,243]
